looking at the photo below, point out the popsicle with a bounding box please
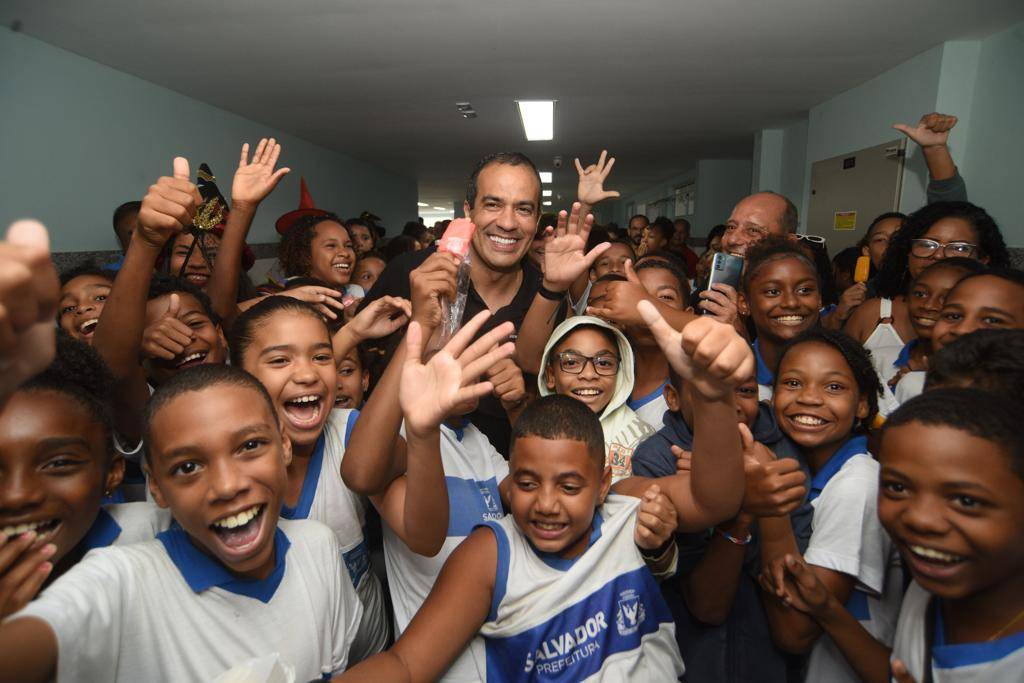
[854,255,871,283]
[438,217,476,258]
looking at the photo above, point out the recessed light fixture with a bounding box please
[539,172,553,184]
[417,202,429,207]
[456,102,477,119]
[516,100,555,141]
[542,190,552,197]
[432,206,447,211]
[543,201,553,206]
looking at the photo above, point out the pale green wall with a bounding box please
[0,28,417,252]
[608,166,697,228]
[695,159,753,236]
[752,119,807,227]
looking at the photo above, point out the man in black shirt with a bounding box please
[360,152,546,453]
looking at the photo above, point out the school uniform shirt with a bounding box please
[539,316,656,482]
[878,340,923,417]
[478,494,684,681]
[278,408,389,661]
[10,518,361,682]
[753,340,774,401]
[627,380,669,432]
[79,502,172,552]
[891,581,1024,682]
[802,435,904,683]
[384,419,509,682]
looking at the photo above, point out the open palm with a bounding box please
[542,203,609,290]
[232,138,290,206]
[575,150,620,206]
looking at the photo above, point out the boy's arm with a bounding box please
[681,516,754,625]
[372,312,515,556]
[0,616,57,683]
[342,253,458,495]
[584,260,698,339]
[92,158,200,442]
[333,527,497,683]
[515,203,609,374]
[894,113,960,184]
[615,306,750,530]
[207,139,289,324]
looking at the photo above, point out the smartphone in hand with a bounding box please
[701,252,744,314]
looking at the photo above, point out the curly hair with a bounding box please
[277,211,348,278]
[20,332,115,458]
[875,201,1008,299]
[776,328,881,431]
[926,329,1024,396]
[60,262,115,288]
[228,295,329,368]
[635,256,691,307]
[741,235,822,295]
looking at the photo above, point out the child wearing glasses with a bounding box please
[540,316,655,482]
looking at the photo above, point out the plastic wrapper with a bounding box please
[436,218,476,346]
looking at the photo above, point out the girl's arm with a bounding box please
[334,527,497,683]
[0,616,57,683]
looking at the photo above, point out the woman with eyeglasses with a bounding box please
[842,201,1009,377]
[538,315,656,483]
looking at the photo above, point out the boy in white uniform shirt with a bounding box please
[0,365,361,682]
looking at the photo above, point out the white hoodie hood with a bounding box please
[539,316,656,481]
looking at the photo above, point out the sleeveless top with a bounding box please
[864,298,906,386]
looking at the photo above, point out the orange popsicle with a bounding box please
[438,218,476,258]
[854,255,871,283]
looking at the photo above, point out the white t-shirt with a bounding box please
[627,382,669,432]
[891,581,1024,682]
[279,409,388,660]
[96,502,172,548]
[480,494,685,681]
[893,370,927,407]
[384,420,509,682]
[11,518,361,683]
[803,437,903,683]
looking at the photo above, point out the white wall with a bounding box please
[0,28,417,252]
[752,118,807,227]
[694,159,753,235]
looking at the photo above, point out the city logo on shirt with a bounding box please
[522,611,608,675]
[478,482,501,517]
[616,589,646,636]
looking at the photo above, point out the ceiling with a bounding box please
[4,1,1022,210]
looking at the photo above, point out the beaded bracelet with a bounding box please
[715,526,753,546]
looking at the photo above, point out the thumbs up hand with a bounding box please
[140,293,195,362]
[136,157,203,250]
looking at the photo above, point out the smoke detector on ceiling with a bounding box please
[456,102,477,118]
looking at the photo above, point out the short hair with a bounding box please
[402,221,430,242]
[635,257,691,307]
[465,152,541,208]
[949,267,1024,293]
[144,364,277,449]
[876,201,1009,299]
[741,235,821,294]
[926,329,1024,396]
[147,274,220,326]
[650,217,676,241]
[60,262,114,288]
[705,224,726,249]
[382,234,419,262]
[593,272,628,285]
[112,201,141,230]
[228,296,328,367]
[511,394,605,468]
[628,214,650,226]
[20,332,115,459]
[599,237,636,258]
[674,218,691,233]
[345,218,376,247]
[776,328,881,429]
[910,256,987,290]
[858,211,906,248]
[278,211,348,279]
[884,388,1024,479]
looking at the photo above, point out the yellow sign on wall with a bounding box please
[834,211,857,231]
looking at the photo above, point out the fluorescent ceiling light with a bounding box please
[417,202,429,207]
[543,201,552,206]
[432,206,447,211]
[542,190,552,197]
[539,172,553,184]
[517,100,554,141]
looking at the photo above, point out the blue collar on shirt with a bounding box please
[627,381,668,411]
[78,508,122,551]
[534,512,605,571]
[753,339,774,386]
[156,525,291,603]
[808,435,868,502]
[444,417,471,442]
[893,339,919,369]
[933,600,1024,669]
[280,432,325,520]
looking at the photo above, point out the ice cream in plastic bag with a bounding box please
[854,255,871,283]
[436,218,476,345]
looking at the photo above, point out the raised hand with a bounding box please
[585,259,652,328]
[639,299,753,401]
[893,112,958,149]
[541,202,610,292]
[634,484,678,550]
[231,138,290,208]
[575,150,620,207]
[279,284,347,320]
[141,293,194,361]
[738,424,807,517]
[399,310,515,436]
[345,296,412,342]
[0,531,56,619]
[136,157,202,250]
[0,220,60,402]
[835,282,867,322]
